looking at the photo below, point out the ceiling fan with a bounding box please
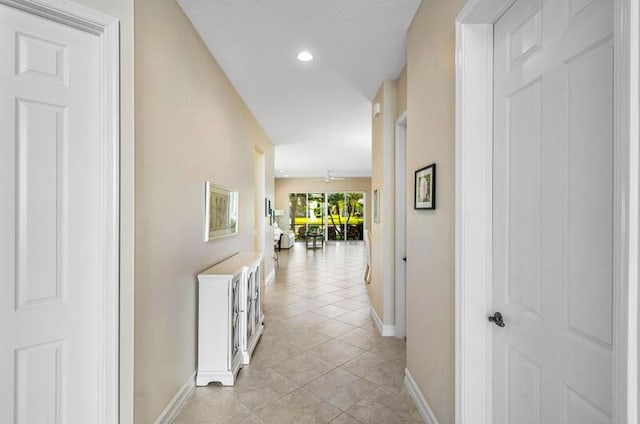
[319,171,346,182]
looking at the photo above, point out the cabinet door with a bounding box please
[254,266,262,327]
[230,274,241,367]
[245,268,256,340]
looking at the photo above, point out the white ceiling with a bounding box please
[177,0,421,178]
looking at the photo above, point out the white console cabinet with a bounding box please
[196,252,264,386]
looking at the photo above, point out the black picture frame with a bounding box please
[414,163,436,210]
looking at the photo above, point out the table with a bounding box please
[305,232,324,249]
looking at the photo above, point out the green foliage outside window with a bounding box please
[289,192,365,241]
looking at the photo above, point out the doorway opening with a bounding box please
[254,148,265,253]
[395,111,407,338]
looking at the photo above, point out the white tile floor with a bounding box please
[174,242,422,424]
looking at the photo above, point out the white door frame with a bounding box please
[454,0,639,423]
[395,111,407,338]
[1,0,120,422]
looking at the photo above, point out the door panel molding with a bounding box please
[454,0,638,422]
[0,1,120,423]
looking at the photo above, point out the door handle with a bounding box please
[488,312,505,327]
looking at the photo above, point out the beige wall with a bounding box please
[370,81,398,324]
[274,177,372,233]
[405,0,466,422]
[134,0,274,422]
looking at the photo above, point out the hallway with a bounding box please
[174,242,421,423]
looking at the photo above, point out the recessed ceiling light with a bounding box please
[297,51,313,62]
[279,169,286,173]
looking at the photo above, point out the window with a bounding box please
[288,192,365,241]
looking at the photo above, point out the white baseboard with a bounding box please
[265,268,275,286]
[405,368,439,424]
[369,305,396,337]
[154,371,196,424]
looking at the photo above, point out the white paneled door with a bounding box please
[0,3,106,423]
[493,0,614,422]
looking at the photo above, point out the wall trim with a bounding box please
[2,0,119,33]
[454,6,496,422]
[154,372,196,424]
[369,305,395,337]
[405,368,439,424]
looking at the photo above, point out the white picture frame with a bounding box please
[204,181,239,241]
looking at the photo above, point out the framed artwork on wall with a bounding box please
[373,189,380,223]
[205,181,239,241]
[415,163,436,210]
